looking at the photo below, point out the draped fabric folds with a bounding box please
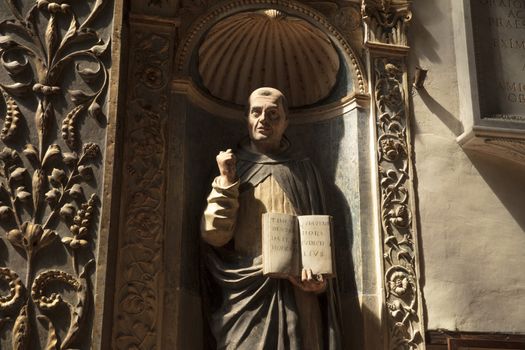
[203,139,342,350]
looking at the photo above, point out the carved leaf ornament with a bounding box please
[113,30,170,350]
[375,58,422,349]
[0,0,107,347]
[362,0,412,46]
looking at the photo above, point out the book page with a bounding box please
[262,213,300,277]
[297,215,333,276]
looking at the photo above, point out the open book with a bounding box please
[262,212,334,278]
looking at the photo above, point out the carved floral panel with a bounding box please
[111,27,173,350]
[0,0,113,347]
[374,57,424,350]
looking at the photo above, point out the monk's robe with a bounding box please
[201,140,341,350]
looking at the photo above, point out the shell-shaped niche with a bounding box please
[198,10,340,108]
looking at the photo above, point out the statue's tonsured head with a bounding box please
[247,87,289,118]
[246,87,289,147]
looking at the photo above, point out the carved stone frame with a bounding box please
[452,0,525,165]
[107,0,428,349]
[363,0,427,349]
[170,3,371,348]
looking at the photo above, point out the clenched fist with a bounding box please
[216,149,237,187]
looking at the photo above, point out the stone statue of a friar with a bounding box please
[201,87,342,349]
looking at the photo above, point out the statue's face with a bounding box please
[247,91,288,146]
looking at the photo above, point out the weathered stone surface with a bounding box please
[0,0,118,348]
[110,21,176,349]
[412,0,525,334]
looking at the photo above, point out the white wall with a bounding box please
[409,0,525,333]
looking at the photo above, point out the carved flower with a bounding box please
[6,222,57,254]
[129,192,159,210]
[389,205,410,228]
[49,168,66,186]
[334,7,361,32]
[10,167,26,181]
[45,188,60,203]
[82,142,100,159]
[120,282,156,317]
[128,211,161,239]
[78,165,93,180]
[0,147,14,162]
[380,138,404,161]
[380,139,402,162]
[61,236,88,249]
[140,66,163,89]
[387,299,405,320]
[59,203,76,219]
[388,271,410,297]
[0,205,12,219]
[121,292,146,315]
[130,129,162,158]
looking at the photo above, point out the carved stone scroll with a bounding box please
[111,18,177,349]
[363,0,426,349]
[0,0,114,347]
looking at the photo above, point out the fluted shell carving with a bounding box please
[198,10,340,108]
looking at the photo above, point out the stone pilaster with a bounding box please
[110,14,178,350]
[362,1,426,349]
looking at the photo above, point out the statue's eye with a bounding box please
[267,110,278,120]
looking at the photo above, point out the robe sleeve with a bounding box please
[201,176,240,247]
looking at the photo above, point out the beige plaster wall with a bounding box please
[409,0,525,333]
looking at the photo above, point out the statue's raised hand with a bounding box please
[217,149,237,187]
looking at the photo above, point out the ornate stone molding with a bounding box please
[452,0,525,166]
[362,0,412,51]
[363,1,425,349]
[172,79,369,123]
[0,0,111,347]
[458,127,525,166]
[373,58,424,350]
[485,138,525,164]
[111,22,176,349]
[176,0,367,95]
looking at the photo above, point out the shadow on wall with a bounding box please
[0,238,6,266]
[416,88,464,137]
[408,0,443,65]
[465,150,525,232]
[288,115,362,349]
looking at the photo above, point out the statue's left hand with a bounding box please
[288,268,327,293]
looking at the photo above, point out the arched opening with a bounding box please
[166,2,372,348]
